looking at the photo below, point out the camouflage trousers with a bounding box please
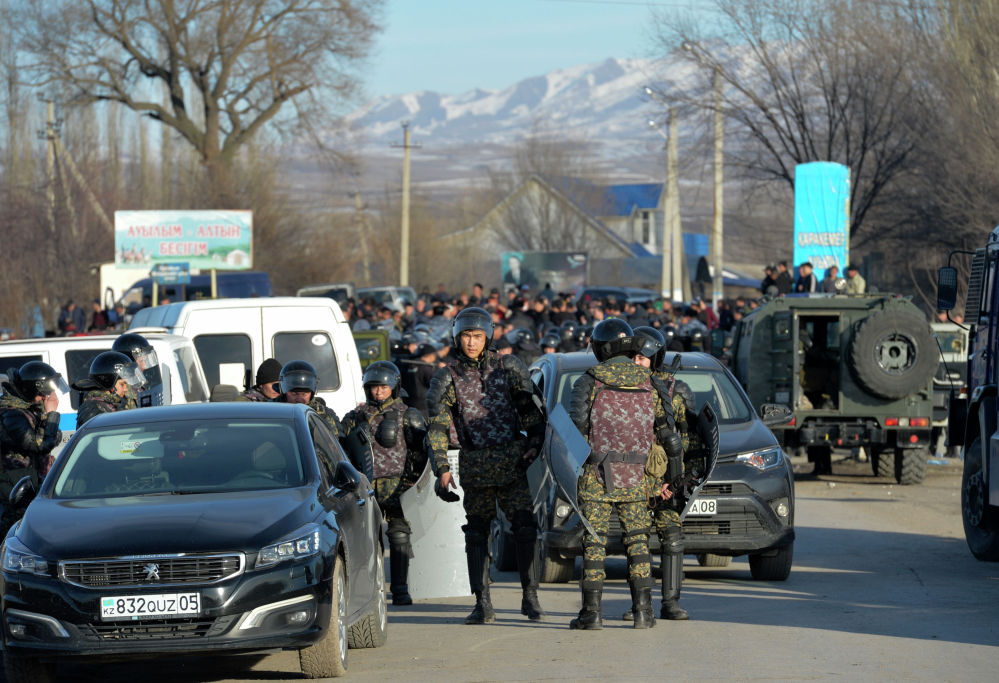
[374,476,411,535]
[651,503,681,545]
[580,498,653,583]
[461,472,533,533]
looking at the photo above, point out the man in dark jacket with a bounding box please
[774,261,793,294]
[399,343,439,416]
[238,358,282,402]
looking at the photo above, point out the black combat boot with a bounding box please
[660,527,690,620]
[464,536,495,625]
[389,545,412,606]
[568,581,603,630]
[515,528,545,621]
[629,577,656,629]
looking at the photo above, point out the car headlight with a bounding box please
[735,446,784,471]
[256,525,321,569]
[1,537,50,576]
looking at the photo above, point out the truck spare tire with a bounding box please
[848,309,938,400]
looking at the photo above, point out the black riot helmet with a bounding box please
[576,323,592,347]
[540,332,560,352]
[112,332,158,368]
[633,325,667,369]
[363,360,401,401]
[89,351,146,391]
[451,306,494,342]
[506,327,537,345]
[279,360,319,399]
[8,361,69,401]
[590,318,637,362]
[559,320,578,341]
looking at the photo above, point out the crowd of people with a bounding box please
[56,299,128,336]
[761,261,867,296]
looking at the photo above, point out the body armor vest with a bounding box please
[589,379,655,491]
[448,356,519,451]
[360,402,408,479]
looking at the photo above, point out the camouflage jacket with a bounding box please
[275,394,342,438]
[236,387,271,402]
[118,385,139,411]
[570,357,672,502]
[426,349,545,476]
[0,389,60,478]
[77,389,118,429]
[341,396,428,482]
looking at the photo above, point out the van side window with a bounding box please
[65,349,104,409]
[194,334,252,389]
[273,332,340,391]
[0,355,43,378]
[172,347,208,402]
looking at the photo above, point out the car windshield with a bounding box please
[51,418,306,499]
[935,331,965,355]
[554,366,753,423]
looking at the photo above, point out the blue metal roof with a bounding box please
[602,183,662,216]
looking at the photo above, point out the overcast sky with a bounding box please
[364,0,704,98]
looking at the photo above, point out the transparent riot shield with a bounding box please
[540,404,597,536]
[340,425,374,481]
[399,452,468,599]
[679,401,721,521]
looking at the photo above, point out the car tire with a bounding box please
[3,655,55,683]
[541,541,575,583]
[895,447,928,485]
[491,521,517,572]
[873,449,895,478]
[848,309,938,400]
[696,553,731,567]
[749,543,793,581]
[299,559,348,678]
[348,546,388,649]
[962,437,999,561]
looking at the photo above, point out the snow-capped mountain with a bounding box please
[346,57,695,150]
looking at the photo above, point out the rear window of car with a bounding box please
[194,334,252,389]
[272,332,340,391]
[52,418,304,498]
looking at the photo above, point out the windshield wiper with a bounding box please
[137,489,202,496]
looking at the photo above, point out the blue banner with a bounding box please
[793,162,850,275]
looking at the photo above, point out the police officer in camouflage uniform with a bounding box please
[0,362,66,536]
[275,360,342,437]
[341,361,428,606]
[74,351,145,429]
[428,307,547,625]
[111,332,159,410]
[568,319,676,630]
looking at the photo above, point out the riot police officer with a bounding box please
[276,360,342,437]
[238,358,282,402]
[74,351,146,429]
[568,319,675,630]
[0,362,66,535]
[428,307,547,624]
[111,332,160,409]
[341,361,428,605]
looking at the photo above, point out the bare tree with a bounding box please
[16,0,383,195]
[651,0,929,244]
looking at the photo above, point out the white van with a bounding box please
[0,333,209,435]
[128,297,365,417]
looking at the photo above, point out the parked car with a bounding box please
[519,350,795,582]
[0,402,386,681]
[297,282,357,306]
[571,286,657,308]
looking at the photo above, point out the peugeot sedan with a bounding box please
[1,402,385,681]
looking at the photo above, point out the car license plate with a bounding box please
[100,593,201,620]
[687,498,717,516]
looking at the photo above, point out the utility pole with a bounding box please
[43,99,57,235]
[354,191,372,285]
[667,109,683,303]
[391,123,420,287]
[711,67,724,306]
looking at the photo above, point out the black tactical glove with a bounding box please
[434,478,460,503]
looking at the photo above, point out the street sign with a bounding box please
[151,262,191,286]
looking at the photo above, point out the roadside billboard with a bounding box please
[500,251,588,294]
[793,162,850,275]
[114,210,252,270]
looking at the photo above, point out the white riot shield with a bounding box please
[679,402,721,521]
[542,404,597,536]
[399,452,468,599]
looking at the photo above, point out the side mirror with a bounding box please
[760,403,794,427]
[332,460,362,492]
[8,476,37,509]
[937,266,958,312]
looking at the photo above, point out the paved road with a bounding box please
[29,453,999,682]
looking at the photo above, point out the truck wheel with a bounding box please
[299,560,348,678]
[895,447,928,485]
[749,543,793,581]
[697,553,731,567]
[962,437,999,561]
[873,449,895,478]
[848,309,938,400]
[541,540,575,583]
[807,445,832,475]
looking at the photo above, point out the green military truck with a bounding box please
[727,294,938,483]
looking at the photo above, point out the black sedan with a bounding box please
[0,402,385,681]
[526,351,795,582]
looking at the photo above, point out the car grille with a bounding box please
[60,554,244,588]
[683,513,766,536]
[83,618,219,641]
[700,483,753,496]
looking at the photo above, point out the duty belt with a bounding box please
[588,450,647,494]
